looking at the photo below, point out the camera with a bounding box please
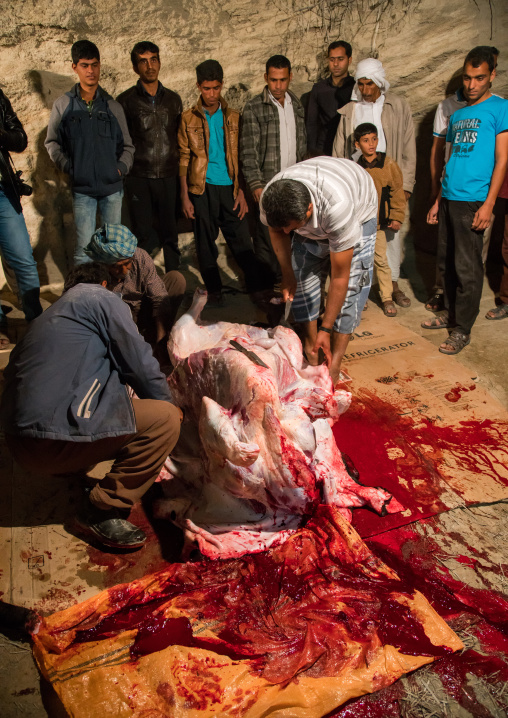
[15,170,33,197]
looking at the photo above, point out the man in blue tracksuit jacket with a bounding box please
[45,40,134,266]
[0,263,182,550]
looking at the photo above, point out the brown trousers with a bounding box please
[374,229,394,303]
[7,399,181,511]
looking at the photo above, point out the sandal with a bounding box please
[485,303,508,320]
[382,301,397,317]
[439,330,470,355]
[392,289,411,308]
[421,312,451,329]
[425,292,445,313]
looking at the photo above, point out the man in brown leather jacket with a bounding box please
[117,42,183,272]
[178,60,264,305]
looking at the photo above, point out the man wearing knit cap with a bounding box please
[0,261,183,551]
[85,224,186,366]
[333,58,416,309]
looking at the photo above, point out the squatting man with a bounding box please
[260,156,378,385]
[0,263,183,551]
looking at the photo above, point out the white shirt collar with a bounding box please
[268,91,292,108]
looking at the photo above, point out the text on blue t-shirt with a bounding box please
[442,95,508,202]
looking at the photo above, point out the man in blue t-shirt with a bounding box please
[178,60,265,306]
[424,46,508,354]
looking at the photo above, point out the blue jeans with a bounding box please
[72,190,123,265]
[0,186,42,325]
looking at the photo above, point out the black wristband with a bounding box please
[318,326,332,334]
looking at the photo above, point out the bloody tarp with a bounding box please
[33,506,462,718]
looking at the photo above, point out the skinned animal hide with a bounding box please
[156,289,403,558]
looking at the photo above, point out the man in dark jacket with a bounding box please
[117,42,183,272]
[306,40,354,157]
[240,55,307,288]
[0,263,182,550]
[45,40,134,266]
[0,89,42,346]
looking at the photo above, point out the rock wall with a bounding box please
[1,0,507,288]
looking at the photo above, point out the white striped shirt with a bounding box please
[260,157,377,253]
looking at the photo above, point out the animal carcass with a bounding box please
[156,289,403,559]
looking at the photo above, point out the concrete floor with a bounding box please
[0,235,507,717]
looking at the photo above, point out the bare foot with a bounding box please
[0,331,10,349]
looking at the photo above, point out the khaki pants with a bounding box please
[374,229,394,303]
[7,399,181,511]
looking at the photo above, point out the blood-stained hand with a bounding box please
[281,270,297,303]
[312,330,332,367]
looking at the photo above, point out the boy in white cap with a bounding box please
[333,58,416,309]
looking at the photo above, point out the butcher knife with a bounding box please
[229,340,269,369]
[284,298,293,322]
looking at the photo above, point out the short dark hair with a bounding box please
[63,262,110,292]
[262,180,311,229]
[131,41,160,66]
[196,60,223,84]
[464,46,495,73]
[354,122,378,143]
[327,41,352,58]
[266,55,291,74]
[490,46,500,56]
[71,40,100,64]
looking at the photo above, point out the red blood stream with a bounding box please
[333,390,508,537]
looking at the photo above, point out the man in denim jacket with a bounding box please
[0,263,182,551]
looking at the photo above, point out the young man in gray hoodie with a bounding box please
[45,40,134,266]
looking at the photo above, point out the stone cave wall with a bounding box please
[1,0,507,288]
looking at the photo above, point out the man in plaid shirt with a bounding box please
[240,55,307,289]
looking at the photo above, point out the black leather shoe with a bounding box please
[76,503,146,550]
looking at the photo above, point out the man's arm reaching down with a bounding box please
[312,247,353,364]
[100,292,173,403]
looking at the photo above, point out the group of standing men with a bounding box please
[39,38,417,374]
[1,38,506,363]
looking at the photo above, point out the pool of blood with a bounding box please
[68,506,455,685]
[367,526,508,630]
[333,390,508,538]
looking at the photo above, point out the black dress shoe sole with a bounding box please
[74,516,146,550]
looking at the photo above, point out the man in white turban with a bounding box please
[333,58,416,312]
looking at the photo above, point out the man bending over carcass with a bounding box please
[0,262,182,550]
[260,155,377,384]
[84,223,186,369]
